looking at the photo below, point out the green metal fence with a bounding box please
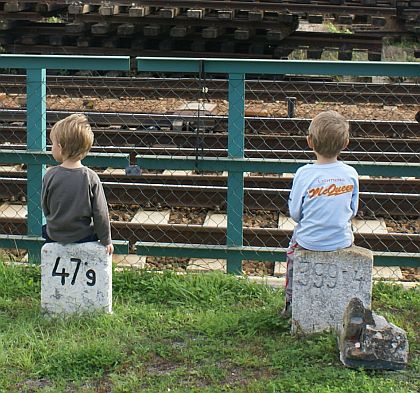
[135,57,420,273]
[0,54,418,274]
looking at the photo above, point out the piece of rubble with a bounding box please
[339,298,409,370]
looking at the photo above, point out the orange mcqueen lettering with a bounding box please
[308,184,353,198]
[308,187,323,198]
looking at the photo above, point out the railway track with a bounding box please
[1,112,419,163]
[1,126,418,256]
[0,175,418,217]
[2,75,419,105]
[0,0,417,59]
[0,110,418,138]
[0,171,418,193]
[2,143,419,163]
[2,130,419,161]
[0,217,418,254]
[2,31,384,60]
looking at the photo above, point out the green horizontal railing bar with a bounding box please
[111,240,130,255]
[136,242,420,267]
[136,242,287,262]
[0,235,45,252]
[372,253,420,267]
[137,156,420,178]
[0,236,130,255]
[137,57,420,77]
[0,150,130,168]
[354,163,420,177]
[82,154,129,168]
[0,55,130,70]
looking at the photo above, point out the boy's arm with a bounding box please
[41,175,49,216]
[288,172,305,222]
[91,179,112,248]
[350,174,359,218]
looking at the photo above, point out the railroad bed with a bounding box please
[0,204,418,254]
[1,110,418,254]
[0,0,418,59]
[0,63,418,276]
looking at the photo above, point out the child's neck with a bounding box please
[314,153,338,165]
[60,159,82,169]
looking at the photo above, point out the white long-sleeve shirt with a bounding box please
[288,161,359,251]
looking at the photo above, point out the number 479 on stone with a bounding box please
[52,257,96,286]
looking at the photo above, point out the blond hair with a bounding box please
[308,110,349,158]
[50,114,93,160]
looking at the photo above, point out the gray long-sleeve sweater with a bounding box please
[41,166,112,245]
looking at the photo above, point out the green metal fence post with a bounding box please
[226,73,245,274]
[26,68,46,263]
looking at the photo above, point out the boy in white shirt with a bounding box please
[283,110,359,316]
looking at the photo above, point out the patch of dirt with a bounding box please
[13,379,51,392]
[401,267,420,282]
[145,355,180,376]
[109,204,139,222]
[243,211,278,228]
[146,256,189,271]
[2,95,418,122]
[243,260,275,276]
[168,208,207,225]
[385,219,420,234]
[0,248,27,262]
[214,361,276,387]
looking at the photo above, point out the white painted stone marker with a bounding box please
[291,246,373,335]
[41,242,112,315]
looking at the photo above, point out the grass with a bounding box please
[0,262,418,392]
[325,22,352,35]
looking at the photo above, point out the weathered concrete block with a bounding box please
[41,242,112,315]
[187,9,204,19]
[129,6,150,17]
[339,298,409,370]
[292,246,373,334]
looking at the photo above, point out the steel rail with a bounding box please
[49,0,398,16]
[1,120,420,151]
[0,177,418,217]
[0,110,418,137]
[4,28,383,50]
[73,13,295,29]
[0,44,274,59]
[0,218,417,253]
[1,127,419,155]
[1,144,418,164]
[1,33,383,60]
[1,74,418,104]
[0,172,418,194]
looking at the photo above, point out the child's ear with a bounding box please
[343,138,349,149]
[307,135,314,148]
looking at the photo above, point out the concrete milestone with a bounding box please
[41,242,112,315]
[291,246,373,334]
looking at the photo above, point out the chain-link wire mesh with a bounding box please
[0,68,418,282]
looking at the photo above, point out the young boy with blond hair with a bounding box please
[283,110,359,316]
[41,113,113,255]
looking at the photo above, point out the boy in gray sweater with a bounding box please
[41,114,113,255]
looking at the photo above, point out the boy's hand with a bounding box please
[105,243,114,255]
